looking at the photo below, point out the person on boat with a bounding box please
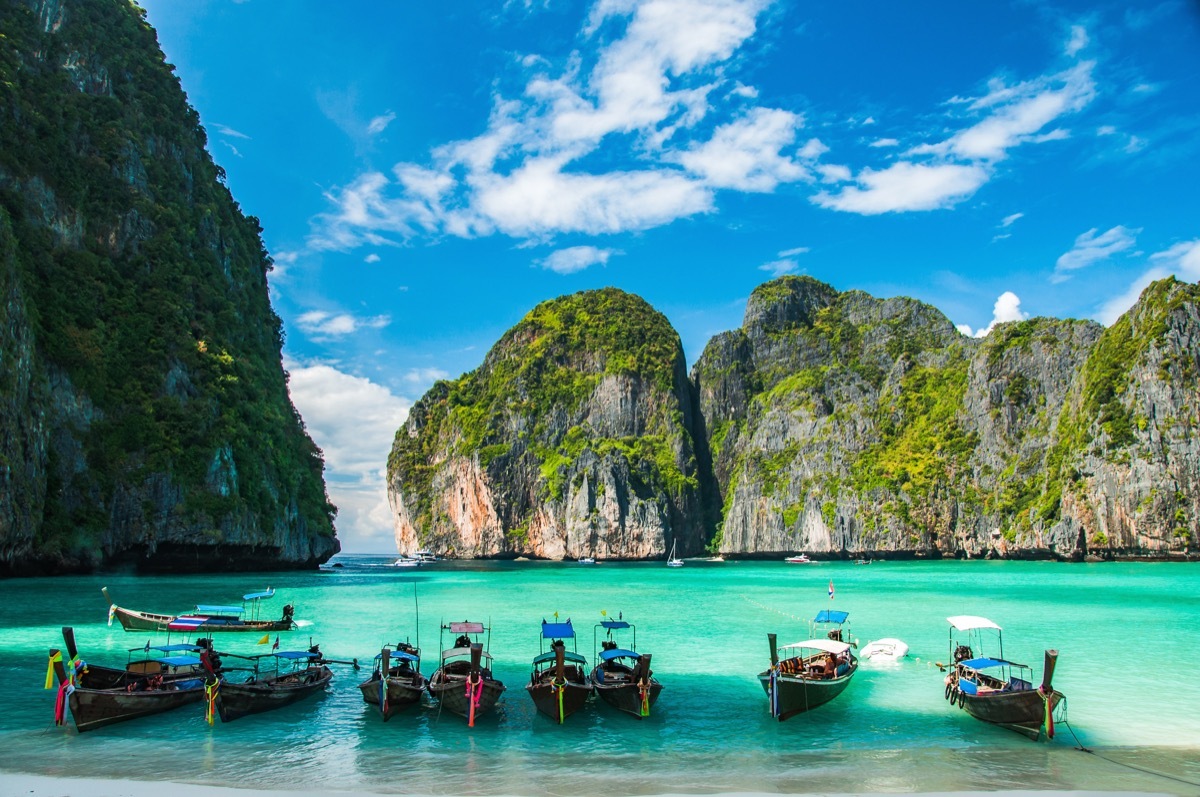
[822,654,837,679]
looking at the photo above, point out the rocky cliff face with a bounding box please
[387,288,707,559]
[0,0,338,574]
[694,275,1198,560]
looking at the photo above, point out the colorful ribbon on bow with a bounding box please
[44,651,62,690]
[638,679,650,717]
[1038,686,1055,739]
[205,679,220,725]
[465,673,483,727]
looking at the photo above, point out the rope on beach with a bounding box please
[1058,703,1200,788]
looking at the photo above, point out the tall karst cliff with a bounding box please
[0,0,338,574]
[387,288,709,559]
[694,275,1199,560]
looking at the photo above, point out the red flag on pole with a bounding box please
[272,635,279,651]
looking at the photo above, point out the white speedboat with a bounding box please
[578,557,596,565]
[393,556,420,568]
[860,638,909,662]
[784,554,812,564]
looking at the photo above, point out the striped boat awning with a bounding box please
[167,616,206,630]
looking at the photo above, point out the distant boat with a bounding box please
[861,638,909,662]
[392,556,420,568]
[943,615,1063,740]
[215,647,337,722]
[413,550,440,562]
[590,616,662,718]
[667,541,683,567]
[855,558,872,565]
[358,642,426,721]
[49,627,210,732]
[102,587,296,634]
[578,557,597,565]
[427,621,505,726]
[784,554,812,564]
[526,618,592,723]
[759,610,858,720]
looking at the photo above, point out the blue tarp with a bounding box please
[814,610,849,624]
[600,620,631,629]
[376,651,418,663]
[599,648,640,661]
[194,604,243,615]
[541,620,575,638]
[242,589,275,601]
[149,644,201,652]
[961,657,1019,670]
[273,651,318,660]
[156,655,201,667]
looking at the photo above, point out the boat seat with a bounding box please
[128,661,163,675]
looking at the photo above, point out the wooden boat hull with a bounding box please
[111,604,293,633]
[952,686,1063,739]
[427,674,505,721]
[758,666,856,720]
[358,675,426,720]
[590,666,662,719]
[217,666,333,722]
[527,680,592,723]
[67,677,207,732]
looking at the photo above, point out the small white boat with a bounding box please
[860,638,909,662]
[413,550,440,562]
[578,557,596,565]
[393,557,420,568]
[667,541,683,567]
[784,554,812,564]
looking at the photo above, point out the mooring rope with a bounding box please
[1055,698,1200,789]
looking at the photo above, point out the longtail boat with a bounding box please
[526,618,592,723]
[427,621,505,726]
[48,627,212,732]
[215,645,343,722]
[358,642,426,720]
[590,615,662,718]
[103,586,296,633]
[942,615,1063,740]
[759,610,858,720]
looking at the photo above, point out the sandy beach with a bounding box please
[0,773,1172,797]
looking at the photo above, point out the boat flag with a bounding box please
[272,635,280,651]
[144,639,151,652]
[257,634,270,645]
[107,604,116,627]
[828,580,835,600]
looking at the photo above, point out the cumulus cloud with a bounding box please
[286,361,411,552]
[296,310,391,339]
[816,62,1095,214]
[1065,25,1089,57]
[1053,225,1139,282]
[364,253,381,263]
[538,245,621,274]
[1096,239,1200,325]
[308,0,804,248]
[956,291,1029,337]
[869,137,899,148]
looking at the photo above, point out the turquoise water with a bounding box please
[1,557,1198,795]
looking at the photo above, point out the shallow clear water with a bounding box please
[1,557,1197,794]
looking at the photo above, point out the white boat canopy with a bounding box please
[947,615,1001,631]
[779,638,852,655]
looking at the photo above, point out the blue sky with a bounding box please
[137,0,1200,553]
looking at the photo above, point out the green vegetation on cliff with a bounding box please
[0,0,336,571]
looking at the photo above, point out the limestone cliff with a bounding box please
[694,275,1198,560]
[0,0,338,574]
[387,288,707,559]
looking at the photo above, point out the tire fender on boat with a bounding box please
[945,683,952,700]
[956,689,967,708]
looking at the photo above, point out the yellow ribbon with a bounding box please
[44,651,62,690]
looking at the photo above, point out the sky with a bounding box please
[136,0,1200,554]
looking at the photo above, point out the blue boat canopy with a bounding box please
[194,604,244,615]
[376,651,418,663]
[600,620,631,629]
[599,648,640,661]
[533,651,588,666]
[541,620,575,638]
[156,655,201,667]
[960,657,1022,670]
[242,589,275,601]
[814,610,849,624]
[146,643,201,653]
[273,651,319,660]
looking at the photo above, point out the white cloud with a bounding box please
[364,253,381,263]
[869,137,899,148]
[958,291,1029,338]
[538,245,621,274]
[212,123,250,140]
[403,367,452,386]
[812,162,989,214]
[1000,212,1024,228]
[1096,240,1200,325]
[367,111,396,135]
[676,108,807,190]
[1097,125,1117,136]
[1065,25,1089,57]
[296,310,391,339]
[220,141,242,158]
[777,246,809,258]
[1053,225,1139,281]
[816,62,1094,215]
[286,361,411,553]
[758,245,809,277]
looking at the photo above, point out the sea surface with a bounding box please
[1,556,1197,795]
